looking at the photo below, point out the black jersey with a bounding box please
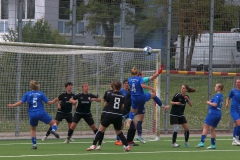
[105,91,125,115]
[73,92,98,113]
[122,91,131,115]
[170,93,190,116]
[102,90,113,112]
[58,91,75,114]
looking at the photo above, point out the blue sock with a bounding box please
[233,127,237,137]
[52,125,57,131]
[31,137,36,145]
[200,135,206,143]
[236,126,240,136]
[211,138,215,145]
[116,136,120,141]
[129,112,136,120]
[153,96,162,106]
[137,121,142,136]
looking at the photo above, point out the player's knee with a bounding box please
[173,125,179,133]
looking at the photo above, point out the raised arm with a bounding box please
[7,101,23,108]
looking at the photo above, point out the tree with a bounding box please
[4,18,71,44]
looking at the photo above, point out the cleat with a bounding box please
[128,141,139,146]
[42,136,47,141]
[115,140,123,146]
[232,140,238,146]
[64,138,70,144]
[125,118,132,129]
[233,136,240,145]
[31,146,37,150]
[136,136,146,144]
[50,130,59,139]
[195,142,204,148]
[70,138,75,142]
[87,145,96,151]
[96,145,101,150]
[185,142,190,148]
[124,145,131,152]
[206,145,216,149]
[172,143,180,148]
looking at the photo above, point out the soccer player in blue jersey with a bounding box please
[196,83,224,149]
[126,66,159,129]
[136,65,167,143]
[226,78,240,145]
[7,80,59,149]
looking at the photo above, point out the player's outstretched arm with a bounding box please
[7,101,23,108]
[149,64,164,80]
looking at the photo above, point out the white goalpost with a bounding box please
[0,42,161,141]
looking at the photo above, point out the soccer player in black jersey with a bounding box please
[64,83,101,143]
[170,84,195,148]
[87,81,131,152]
[42,82,76,141]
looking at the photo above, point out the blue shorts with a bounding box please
[131,93,151,110]
[28,110,52,126]
[230,107,240,122]
[204,113,221,128]
[137,103,145,114]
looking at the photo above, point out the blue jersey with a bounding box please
[228,88,240,110]
[208,93,223,115]
[120,88,129,97]
[21,90,49,113]
[128,76,144,96]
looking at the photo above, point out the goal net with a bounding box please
[0,42,161,141]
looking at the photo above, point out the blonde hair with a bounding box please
[131,66,138,75]
[216,83,225,91]
[30,80,40,90]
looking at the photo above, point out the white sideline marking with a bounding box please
[0,150,240,158]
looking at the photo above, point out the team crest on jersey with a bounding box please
[88,97,91,100]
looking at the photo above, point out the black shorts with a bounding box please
[55,112,73,123]
[101,113,122,130]
[72,113,94,126]
[170,115,187,125]
[100,112,106,122]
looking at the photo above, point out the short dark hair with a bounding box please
[65,82,73,88]
[114,81,122,90]
[123,79,128,84]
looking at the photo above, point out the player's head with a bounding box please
[110,81,115,90]
[181,84,196,93]
[123,79,129,90]
[82,83,89,92]
[236,78,240,89]
[138,71,143,76]
[131,66,138,76]
[65,82,73,88]
[215,83,224,92]
[113,81,122,91]
[30,80,40,90]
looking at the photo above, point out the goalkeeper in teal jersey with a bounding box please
[136,65,169,144]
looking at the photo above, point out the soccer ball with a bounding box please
[143,46,152,55]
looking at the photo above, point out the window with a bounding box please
[1,0,8,19]
[0,20,8,33]
[237,41,240,52]
[17,0,35,19]
[58,21,84,35]
[96,24,121,36]
[59,0,70,20]
[115,24,120,36]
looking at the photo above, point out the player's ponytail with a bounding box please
[184,84,196,92]
[30,80,40,90]
[131,66,138,75]
[217,83,225,91]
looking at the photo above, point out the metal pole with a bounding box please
[71,0,76,88]
[208,0,214,102]
[15,0,23,137]
[164,0,172,135]
[119,0,126,83]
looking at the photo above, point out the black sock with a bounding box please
[46,126,52,136]
[93,131,103,146]
[93,129,98,134]
[117,131,128,146]
[98,132,104,146]
[172,132,178,144]
[67,129,74,138]
[127,128,136,142]
[184,130,189,142]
